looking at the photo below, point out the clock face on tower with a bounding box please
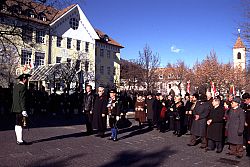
[69,18,79,30]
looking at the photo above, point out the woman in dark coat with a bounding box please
[206,97,225,153]
[92,86,108,137]
[173,95,185,137]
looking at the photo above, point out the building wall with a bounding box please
[95,42,121,88]
[233,47,246,70]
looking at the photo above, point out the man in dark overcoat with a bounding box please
[188,93,210,148]
[92,86,108,137]
[81,85,95,135]
[206,96,225,153]
[226,97,245,158]
[145,93,155,128]
[11,74,31,145]
[242,92,250,156]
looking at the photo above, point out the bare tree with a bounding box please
[138,45,160,92]
[120,58,144,91]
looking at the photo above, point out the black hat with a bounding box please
[185,92,190,96]
[242,93,250,99]
[109,89,117,93]
[17,74,32,79]
[213,95,221,101]
[232,97,241,104]
[192,93,199,99]
[156,92,161,96]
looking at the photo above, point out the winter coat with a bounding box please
[190,101,210,137]
[146,98,155,120]
[82,92,95,112]
[92,95,108,131]
[11,83,28,113]
[226,107,245,144]
[135,99,146,122]
[207,105,225,141]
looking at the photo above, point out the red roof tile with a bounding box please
[3,0,76,25]
[234,36,246,49]
[95,29,124,48]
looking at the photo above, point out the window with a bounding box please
[57,37,62,47]
[237,52,241,59]
[107,50,111,58]
[100,49,104,57]
[69,18,79,30]
[38,12,46,21]
[85,42,89,52]
[67,38,72,49]
[36,30,45,43]
[107,67,111,75]
[100,66,104,74]
[25,9,35,18]
[56,57,61,63]
[76,40,81,51]
[113,68,116,75]
[34,52,44,67]
[113,52,116,59]
[22,27,33,42]
[67,58,71,64]
[21,50,32,65]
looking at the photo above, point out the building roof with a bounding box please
[30,63,77,81]
[3,0,76,25]
[95,29,124,48]
[233,36,246,49]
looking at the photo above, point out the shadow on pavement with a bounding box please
[31,131,89,144]
[98,146,176,167]
[0,113,86,131]
[24,153,85,167]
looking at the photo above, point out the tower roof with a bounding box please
[233,36,246,49]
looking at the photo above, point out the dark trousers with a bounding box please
[246,143,250,156]
[84,112,93,133]
[207,139,223,152]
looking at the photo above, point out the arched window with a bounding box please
[237,52,241,59]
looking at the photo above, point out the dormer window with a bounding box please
[103,35,109,42]
[11,5,22,14]
[38,12,47,21]
[159,75,163,79]
[25,9,35,18]
[69,18,79,30]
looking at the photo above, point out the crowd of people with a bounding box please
[7,73,250,159]
[134,91,250,159]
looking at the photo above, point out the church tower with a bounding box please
[233,29,246,70]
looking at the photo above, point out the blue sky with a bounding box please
[78,0,244,68]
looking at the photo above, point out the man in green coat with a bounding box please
[11,73,31,145]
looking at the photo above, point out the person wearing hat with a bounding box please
[206,96,225,153]
[226,97,245,158]
[107,89,121,141]
[242,92,250,156]
[11,73,31,145]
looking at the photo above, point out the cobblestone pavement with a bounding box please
[0,116,249,167]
